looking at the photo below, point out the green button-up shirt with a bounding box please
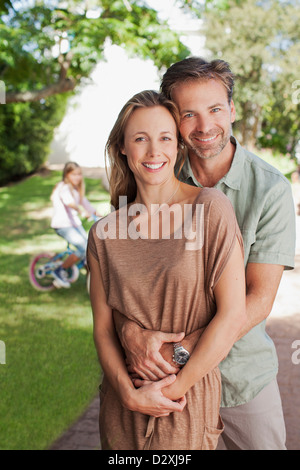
[178,137,296,407]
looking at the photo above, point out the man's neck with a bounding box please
[188,140,236,188]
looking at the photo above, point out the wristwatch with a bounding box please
[172,342,190,366]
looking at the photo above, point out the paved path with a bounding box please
[50,208,300,451]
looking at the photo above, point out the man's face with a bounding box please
[172,79,236,160]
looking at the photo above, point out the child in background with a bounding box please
[50,162,98,288]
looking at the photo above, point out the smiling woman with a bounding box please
[121,105,179,194]
[87,90,247,450]
[105,90,185,210]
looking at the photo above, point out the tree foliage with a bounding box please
[1,0,189,103]
[0,0,190,184]
[182,0,300,155]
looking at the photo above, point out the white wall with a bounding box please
[48,2,205,169]
[48,43,160,168]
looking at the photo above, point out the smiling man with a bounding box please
[114,58,296,450]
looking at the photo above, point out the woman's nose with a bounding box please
[147,141,161,157]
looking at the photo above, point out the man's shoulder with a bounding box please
[241,145,289,185]
[234,141,291,197]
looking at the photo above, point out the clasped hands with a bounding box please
[120,321,202,418]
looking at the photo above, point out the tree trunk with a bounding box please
[5,77,76,103]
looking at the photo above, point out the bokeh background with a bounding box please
[0,0,299,450]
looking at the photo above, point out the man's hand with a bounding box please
[120,320,185,381]
[126,374,186,418]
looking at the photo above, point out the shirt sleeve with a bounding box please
[81,197,96,214]
[87,223,99,265]
[248,181,295,270]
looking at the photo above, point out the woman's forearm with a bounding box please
[94,326,136,408]
[163,307,246,401]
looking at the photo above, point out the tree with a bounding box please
[1,0,190,103]
[182,0,300,153]
[0,0,190,184]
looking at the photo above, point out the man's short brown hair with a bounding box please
[161,57,235,104]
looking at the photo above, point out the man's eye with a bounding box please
[212,108,221,113]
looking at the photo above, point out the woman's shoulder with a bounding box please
[193,187,236,223]
[89,207,123,242]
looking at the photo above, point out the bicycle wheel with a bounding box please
[29,253,57,291]
[65,264,80,284]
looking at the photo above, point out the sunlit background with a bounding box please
[48,0,204,168]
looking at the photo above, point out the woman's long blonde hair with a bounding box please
[105,90,184,210]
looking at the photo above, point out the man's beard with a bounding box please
[186,127,232,160]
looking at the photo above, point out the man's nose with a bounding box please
[194,114,213,134]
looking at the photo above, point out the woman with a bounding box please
[87,91,246,450]
[50,162,97,288]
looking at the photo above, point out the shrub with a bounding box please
[0,94,68,185]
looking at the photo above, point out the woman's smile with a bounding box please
[142,161,167,171]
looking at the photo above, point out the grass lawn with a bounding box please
[0,169,110,450]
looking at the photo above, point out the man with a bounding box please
[114,57,296,450]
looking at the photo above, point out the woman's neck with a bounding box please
[134,179,181,213]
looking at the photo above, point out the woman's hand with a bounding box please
[125,374,186,418]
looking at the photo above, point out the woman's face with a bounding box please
[121,105,178,187]
[67,168,82,187]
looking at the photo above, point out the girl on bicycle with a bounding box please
[50,162,98,288]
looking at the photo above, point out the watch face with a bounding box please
[174,349,190,365]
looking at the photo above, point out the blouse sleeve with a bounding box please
[204,191,244,291]
[87,223,99,264]
[81,197,96,214]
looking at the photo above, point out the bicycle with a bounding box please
[29,216,100,292]
[29,243,87,292]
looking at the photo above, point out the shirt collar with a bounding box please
[178,136,245,191]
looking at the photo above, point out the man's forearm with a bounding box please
[236,289,280,341]
[237,263,284,340]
